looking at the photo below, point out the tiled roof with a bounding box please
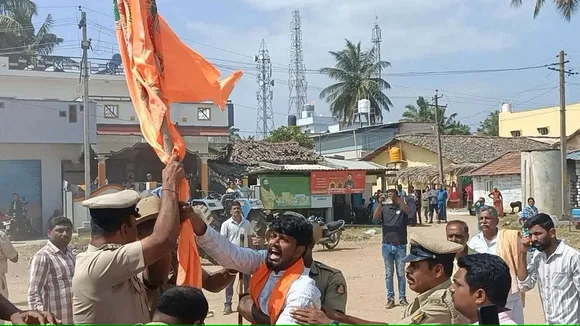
[212,140,321,166]
[363,133,549,164]
[467,152,521,176]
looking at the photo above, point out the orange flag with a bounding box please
[114,0,243,288]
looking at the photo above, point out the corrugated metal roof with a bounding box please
[323,157,387,171]
[568,150,580,160]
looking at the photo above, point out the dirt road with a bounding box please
[4,212,546,324]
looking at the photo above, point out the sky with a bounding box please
[35,0,580,137]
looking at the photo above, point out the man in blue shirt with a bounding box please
[436,184,448,223]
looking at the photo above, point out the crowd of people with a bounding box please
[0,160,578,325]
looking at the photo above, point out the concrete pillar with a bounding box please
[201,157,209,195]
[97,155,108,187]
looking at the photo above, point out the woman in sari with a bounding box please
[488,187,504,217]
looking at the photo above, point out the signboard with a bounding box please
[311,170,366,194]
[259,175,311,209]
[311,195,333,208]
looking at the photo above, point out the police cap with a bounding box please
[402,233,463,263]
[82,190,141,224]
[135,195,161,225]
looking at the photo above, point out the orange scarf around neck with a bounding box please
[249,259,305,324]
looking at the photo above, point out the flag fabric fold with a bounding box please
[113,0,242,288]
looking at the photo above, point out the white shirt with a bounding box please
[517,240,580,325]
[197,227,321,324]
[220,217,253,247]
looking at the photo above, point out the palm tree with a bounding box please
[511,0,577,21]
[400,96,471,135]
[0,0,63,56]
[319,39,392,125]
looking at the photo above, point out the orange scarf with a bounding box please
[249,260,305,324]
[113,0,242,289]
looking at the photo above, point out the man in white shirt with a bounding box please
[220,201,253,315]
[517,213,580,325]
[450,253,517,325]
[188,210,321,324]
[467,206,524,324]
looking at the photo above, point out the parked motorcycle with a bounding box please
[308,215,345,250]
[2,199,33,240]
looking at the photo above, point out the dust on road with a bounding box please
[4,213,546,324]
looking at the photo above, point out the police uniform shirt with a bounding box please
[72,241,150,324]
[0,229,17,298]
[309,260,347,313]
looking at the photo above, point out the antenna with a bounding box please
[255,39,274,139]
[288,9,308,117]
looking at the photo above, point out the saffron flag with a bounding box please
[113,0,243,288]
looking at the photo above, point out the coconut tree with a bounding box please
[400,96,433,123]
[400,96,471,135]
[511,0,577,21]
[319,39,392,125]
[0,0,63,55]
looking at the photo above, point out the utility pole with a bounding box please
[430,90,446,185]
[255,39,274,139]
[79,8,91,200]
[548,50,577,219]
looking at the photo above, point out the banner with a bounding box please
[259,175,311,209]
[311,170,366,194]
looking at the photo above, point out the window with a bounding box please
[104,104,119,118]
[181,117,188,122]
[68,105,78,123]
[485,180,494,192]
[197,107,211,120]
[79,104,84,112]
[537,127,549,135]
[59,110,67,118]
[510,130,521,137]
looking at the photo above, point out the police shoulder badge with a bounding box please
[336,284,345,294]
[411,311,427,324]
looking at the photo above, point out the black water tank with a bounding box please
[288,115,297,126]
[227,100,234,127]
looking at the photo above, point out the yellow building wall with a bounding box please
[499,103,580,137]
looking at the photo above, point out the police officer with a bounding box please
[0,226,17,325]
[291,233,469,325]
[72,155,184,324]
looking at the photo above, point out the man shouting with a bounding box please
[189,211,320,324]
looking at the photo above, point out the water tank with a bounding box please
[288,115,297,126]
[501,102,513,113]
[301,111,310,119]
[358,99,371,114]
[304,103,315,113]
[521,149,562,216]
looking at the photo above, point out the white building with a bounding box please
[0,54,235,230]
[467,151,522,212]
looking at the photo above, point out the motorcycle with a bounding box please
[2,199,33,240]
[308,215,345,250]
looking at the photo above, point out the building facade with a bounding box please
[499,102,580,138]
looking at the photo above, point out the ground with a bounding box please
[6,211,576,324]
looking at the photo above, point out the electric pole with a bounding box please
[79,8,91,199]
[430,90,446,185]
[255,39,274,139]
[548,50,577,219]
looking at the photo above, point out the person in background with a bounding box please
[474,197,486,231]
[448,182,460,209]
[518,213,580,325]
[489,187,504,217]
[407,186,418,226]
[220,200,253,315]
[519,197,538,224]
[468,206,524,324]
[428,185,438,223]
[416,188,423,225]
[369,190,382,225]
[450,253,517,324]
[0,224,18,326]
[465,183,473,215]
[226,179,238,193]
[445,220,476,275]
[373,189,410,309]
[397,184,406,197]
[28,217,76,325]
[436,184,448,223]
[146,286,209,325]
[8,193,25,219]
[421,189,430,225]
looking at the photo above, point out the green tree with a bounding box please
[477,110,499,136]
[319,39,392,125]
[511,0,577,21]
[0,0,63,55]
[228,127,241,141]
[266,126,314,149]
[400,96,471,135]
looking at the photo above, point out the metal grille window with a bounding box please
[104,104,119,118]
[198,107,211,120]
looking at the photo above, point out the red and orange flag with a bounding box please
[113,0,242,288]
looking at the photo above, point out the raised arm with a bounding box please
[517,237,538,292]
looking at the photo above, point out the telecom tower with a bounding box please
[255,39,274,138]
[288,9,308,117]
[371,15,382,78]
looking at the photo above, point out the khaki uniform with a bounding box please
[309,260,347,313]
[142,248,177,316]
[0,229,17,325]
[72,241,150,324]
[397,279,467,324]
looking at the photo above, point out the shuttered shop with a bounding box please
[0,160,42,233]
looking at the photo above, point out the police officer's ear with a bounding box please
[431,263,446,278]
